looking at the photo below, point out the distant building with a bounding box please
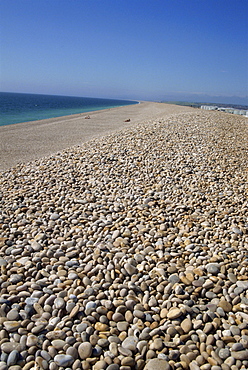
[201,105,248,117]
[200,105,218,110]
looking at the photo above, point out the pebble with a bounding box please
[167,307,183,319]
[0,110,248,369]
[1,343,21,354]
[218,348,230,360]
[206,263,220,274]
[54,354,74,367]
[78,342,93,359]
[144,358,170,370]
[122,336,138,351]
[7,351,19,366]
[231,350,248,360]
[51,339,66,350]
[181,317,192,333]
[219,300,233,312]
[3,322,21,333]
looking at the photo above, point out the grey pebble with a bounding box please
[54,354,74,367]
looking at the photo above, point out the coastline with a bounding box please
[0,102,194,171]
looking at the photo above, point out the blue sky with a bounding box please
[0,0,248,104]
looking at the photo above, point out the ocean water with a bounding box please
[0,92,138,126]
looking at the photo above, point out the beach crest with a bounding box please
[0,102,194,171]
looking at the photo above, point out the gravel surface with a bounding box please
[0,108,248,370]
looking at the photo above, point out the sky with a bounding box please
[0,0,248,104]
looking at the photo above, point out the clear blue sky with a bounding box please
[1,0,248,104]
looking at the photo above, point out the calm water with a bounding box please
[0,92,138,126]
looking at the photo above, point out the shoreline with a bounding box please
[0,102,195,171]
[0,92,140,127]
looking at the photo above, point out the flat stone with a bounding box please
[117,321,129,331]
[66,346,78,360]
[144,358,170,370]
[168,274,180,284]
[0,361,8,370]
[1,342,21,353]
[54,354,74,367]
[53,297,65,309]
[9,274,23,284]
[121,356,135,366]
[46,330,66,340]
[167,308,183,319]
[189,362,201,370]
[31,241,42,251]
[122,336,138,351]
[50,213,60,220]
[180,276,191,285]
[76,323,88,333]
[227,273,237,283]
[231,350,248,360]
[36,356,49,369]
[3,321,21,333]
[133,309,145,319]
[218,348,230,359]
[160,308,168,318]
[95,322,109,331]
[236,281,248,289]
[181,318,192,333]
[93,360,108,370]
[26,334,39,347]
[124,262,138,275]
[218,300,232,312]
[7,350,19,366]
[231,342,244,351]
[106,365,120,370]
[0,258,7,266]
[78,342,92,360]
[51,339,66,350]
[152,338,163,351]
[230,325,240,336]
[25,297,39,306]
[206,263,220,274]
[16,257,29,265]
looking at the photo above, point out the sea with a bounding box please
[0,92,138,126]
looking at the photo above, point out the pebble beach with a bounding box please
[0,104,248,370]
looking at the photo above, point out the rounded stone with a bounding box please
[218,348,230,360]
[3,321,21,333]
[51,339,66,350]
[6,310,20,321]
[54,354,74,367]
[124,262,138,275]
[206,264,220,274]
[218,300,232,312]
[7,350,19,366]
[144,358,170,370]
[106,365,120,370]
[231,350,248,360]
[122,336,138,351]
[181,318,192,333]
[1,342,21,354]
[78,342,93,360]
[167,308,183,319]
[93,360,108,370]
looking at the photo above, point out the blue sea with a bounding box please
[0,92,138,126]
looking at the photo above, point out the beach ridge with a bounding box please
[0,105,248,369]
